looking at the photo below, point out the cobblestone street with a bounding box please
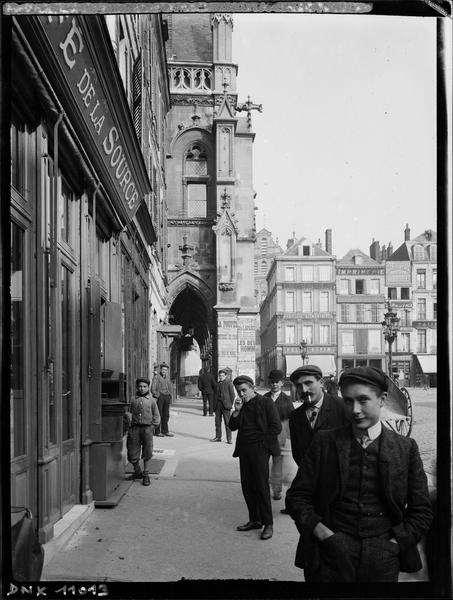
[405,387,437,476]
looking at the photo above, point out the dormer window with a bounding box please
[353,255,363,265]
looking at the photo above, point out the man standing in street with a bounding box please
[151,363,174,437]
[263,369,294,501]
[210,369,235,444]
[197,368,217,416]
[285,366,433,582]
[288,365,347,467]
[229,375,282,541]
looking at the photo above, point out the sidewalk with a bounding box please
[41,395,431,583]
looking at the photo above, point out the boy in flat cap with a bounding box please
[151,363,174,437]
[210,369,235,443]
[126,377,161,486]
[288,364,347,468]
[286,366,433,582]
[229,375,282,540]
[263,369,295,501]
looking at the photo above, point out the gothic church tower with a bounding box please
[165,13,259,382]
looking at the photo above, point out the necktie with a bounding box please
[359,433,371,449]
[309,408,318,428]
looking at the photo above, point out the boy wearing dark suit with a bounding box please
[286,366,433,582]
[210,369,235,443]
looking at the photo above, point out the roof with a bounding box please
[338,248,381,266]
[387,242,411,261]
[284,236,331,257]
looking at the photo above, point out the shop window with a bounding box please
[11,222,26,457]
[61,265,74,441]
[369,359,382,369]
[401,287,410,299]
[355,279,364,294]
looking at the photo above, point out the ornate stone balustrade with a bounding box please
[168,62,238,95]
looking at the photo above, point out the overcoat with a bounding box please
[289,393,348,465]
[229,393,282,458]
[286,424,433,573]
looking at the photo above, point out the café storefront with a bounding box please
[10,15,155,542]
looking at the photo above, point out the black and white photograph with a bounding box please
[2,1,451,598]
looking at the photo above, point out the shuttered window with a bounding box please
[132,54,142,142]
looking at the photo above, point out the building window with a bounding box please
[369,279,380,294]
[302,325,313,344]
[368,330,382,354]
[371,304,379,322]
[319,265,331,281]
[388,287,397,300]
[429,245,437,261]
[401,287,410,300]
[254,261,258,275]
[187,183,207,217]
[416,270,426,289]
[432,270,437,290]
[320,291,329,312]
[260,237,268,255]
[260,260,267,274]
[286,291,295,312]
[341,331,354,353]
[413,245,425,260]
[11,222,26,458]
[302,291,312,313]
[339,279,349,295]
[61,265,74,441]
[355,329,368,354]
[285,325,295,344]
[397,332,410,353]
[340,304,350,322]
[319,325,330,344]
[433,302,437,320]
[302,245,311,256]
[285,266,295,282]
[356,304,364,323]
[417,330,427,353]
[417,298,426,320]
[185,143,207,175]
[301,266,314,281]
[355,279,364,294]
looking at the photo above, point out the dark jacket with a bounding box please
[286,424,433,573]
[264,390,294,448]
[197,372,217,394]
[229,393,282,458]
[214,379,235,410]
[289,393,348,466]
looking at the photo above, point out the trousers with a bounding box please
[239,442,273,526]
[202,392,214,415]
[269,454,284,496]
[127,425,154,473]
[155,394,171,434]
[214,404,232,442]
[305,531,400,582]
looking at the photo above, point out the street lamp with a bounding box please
[381,300,400,378]
[299,339,308,365]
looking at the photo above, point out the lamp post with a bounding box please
[381,300,400,378]
[299,339,308,366]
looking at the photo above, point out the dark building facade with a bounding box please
[9,14,168,542]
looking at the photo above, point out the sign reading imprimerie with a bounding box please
[40,16,142,221]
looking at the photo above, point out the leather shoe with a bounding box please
[127,471,143,480]
[227,440,232,444]
[155,433,165,437]
[236,521,262,531]
[142,474,151,486]
[164,432,174,437]
[260,525,273,540]
[210,437,221,442]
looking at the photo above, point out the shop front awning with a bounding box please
[416,354,437,374]
[285,354,337,377]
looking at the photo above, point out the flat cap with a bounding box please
[136,377,150,385]
[339,366,388,392]
[233,375,255,387]
[160,362,169,369]
[289,364,323,382]
[268,369,284,382]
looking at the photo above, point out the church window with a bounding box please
[187,183,207,217]
[185,143,207,175]
[260,237,268,255]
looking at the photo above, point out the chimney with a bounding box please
[387,241,393,258]
[404,223,410,241]
[325,229,332,255]
[380,244,386,262]
[315,238,322,249]
[369,239,381,262]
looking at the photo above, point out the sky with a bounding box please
[232,13,438,258]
